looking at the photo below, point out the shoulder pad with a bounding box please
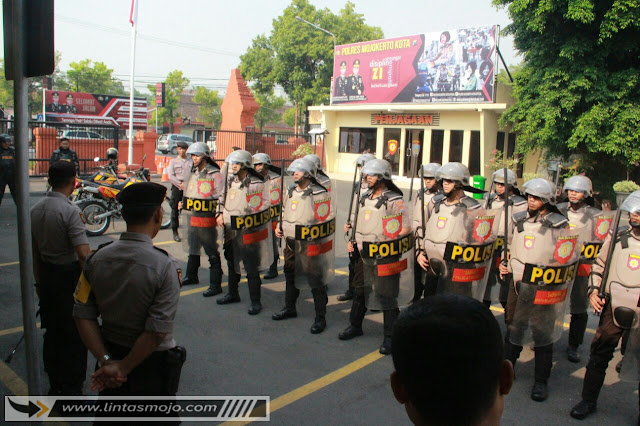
[359,188,373,205]
[512,210,528,223]
[53,149,61,154]
[556,202,569,214]
[460,197,480,208]
[153,246,170,256]
[249,174,263,184]
[204,164,219,173]
[488,193,497,202]
[433,193,446,204]
[87,241,113,263]
[311,183,327,195]
[510,195,527,206]
[287,183,296,198]
[586,206,602,217]
[544,212,569,228]
[384,189,403,201]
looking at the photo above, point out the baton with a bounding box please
[5,308,40,363]
[598,209,623,301]
[346,161,360,230]
[502,167,509,268]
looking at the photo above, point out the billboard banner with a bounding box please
[331,25,497,105]
[43,90,148,129]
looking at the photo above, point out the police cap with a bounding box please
[49,161,76,179]
[66,94,74,99]
[117,182,167,207]
[176,141,189,149]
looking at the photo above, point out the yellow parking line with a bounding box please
[0,359,28,395]
[221,350,384,425]
[155,240,177,246]
[0,261,19,268]
[0,324,40,338]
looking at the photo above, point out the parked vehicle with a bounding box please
[60,130,106,140]
[157,134,193,154]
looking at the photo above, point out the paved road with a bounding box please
[0,177,637,425]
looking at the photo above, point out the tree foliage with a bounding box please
[494,0,640,172]
[147,70,190,127]
[254,93,286,131]
[192,86,222,128]
[61,59,127,95]
[239,0,383,108]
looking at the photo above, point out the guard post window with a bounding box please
[339,128,377,154]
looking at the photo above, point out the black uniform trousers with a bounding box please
[282,238,327,316]
[504,279,554,384]
[223,240,261,302]
[348,253,399,338]
[39,262,87,395]
[0,173,16,207]
[170,186,182,231]
[581,301,640,407]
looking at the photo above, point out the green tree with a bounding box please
[147,70,190,128]
[240,0,382,112]
[254,92,286,131]
[192,86,222,128]
[282,107,297,129]
[494,0,640,176]
[63,59,126,95]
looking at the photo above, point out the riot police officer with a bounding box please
[482,169,527,309]
[0,134,16,207]
[339,153,376,302]
[499,178,571,402]
[570,191,640,421]
[557,175,603,363]
[216,150,272,315]
[340,159,411,354]
[179,142,224,298]
[303,154,331,191]
[411,163,441,301]
[272,158,333,333]
[253,153,282,280]
[50,137,79,174]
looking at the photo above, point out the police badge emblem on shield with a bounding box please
[436,216,447,230]
[270,188,281,205]
[382,214,402,239]
[524,236,535,249]
[628,254,640,271]
[314,198,331,222]
[472,216,495,243]
[594,216,612,241]
[247,191,263,212]
[197,180,214,198]
[554,236,578,264]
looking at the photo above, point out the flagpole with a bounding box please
[128,0,138,165]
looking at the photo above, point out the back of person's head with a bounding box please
[117,182,167,226]
[391,295,511,425]
[48,161,76,189]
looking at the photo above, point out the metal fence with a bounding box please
[0,119,119,177]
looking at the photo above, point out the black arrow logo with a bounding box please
[8,398,40,417]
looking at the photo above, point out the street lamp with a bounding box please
[295,16,336,51]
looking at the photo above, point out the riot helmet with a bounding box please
[419,163,441,179]
[0,134,10,145]
[492,169,517,186]
[304,154,323,172]
[186,142,210,157]
[436,162,470,185]
[622,191,640,228]
[564,175,592,198]
[355,153,376,167]
[522,178,556,204]
[252,153,271,166]
[226,150,253,168]
[287,158,316,184]
[361,159,392,180]
[106,147,118,160]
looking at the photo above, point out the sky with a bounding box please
[1,0,520,96]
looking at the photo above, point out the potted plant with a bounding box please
[613,180,640,207]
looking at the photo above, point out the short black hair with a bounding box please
[48,161,76,188]
[392,295,503,425]
[121,204,160,225]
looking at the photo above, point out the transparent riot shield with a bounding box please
[360,206,414,310]
[294,219,335,289]
[181,169,223,256]
[570,211,616,314]
[620,312,640,382]
[268,173,283,268]
[434,209,499,301]
[508,227,583,347]
[226,183,273,275]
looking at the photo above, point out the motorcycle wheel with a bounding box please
[80,200,111,237]
[160,198,172,229]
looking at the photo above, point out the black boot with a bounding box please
[264,260,278,279]
[217,269,241,305]
[337,288,354,302]
[182,255,200,286]
[531,381,548,402]
[203,263,222,297]
[568,312,588,362]
[380,309,399,355]
[309,286,328,333]
[311,316,326,334]
[531,344,553,401]
[504,335,522,371]
[172,229,181,242]
[247,276,262,315]
[570,400,597,420]
[272,274,299,320]
[339,299,367,340]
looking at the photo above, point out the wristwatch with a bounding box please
[97,354,111,368]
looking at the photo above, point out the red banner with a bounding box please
[377,258,408,277]
[190,216,216,227]
[534,289,568,305]
[307,240,333,257]
[43,90,148,130]
[243,228,269,245]
[452,266,486,282]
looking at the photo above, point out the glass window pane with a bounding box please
[469,131,481,175]
[449,130,463,163]
[383,128,401,175]
[338,128,377,154]
[430,130,444,164]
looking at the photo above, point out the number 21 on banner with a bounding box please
[371,66,384,80]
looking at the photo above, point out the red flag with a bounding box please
[129,0,138,26]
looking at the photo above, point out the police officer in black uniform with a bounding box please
[0,134,16,207]
[335,61,348,97]
[64,94,78,114]
[50,137,80,174]
[349,59,364,97]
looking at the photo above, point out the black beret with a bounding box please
[66,94,74,99]
[49,161,76,179]
[117,182,166,207]
[176,141,189,149]
[52,92,59,97]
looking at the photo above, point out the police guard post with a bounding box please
[32,161,89,395]
[558,175,615,363]
[569,191,640,421]
[73,182,186,399]
[482,169,527,309]
[179,143,224,298]
[216,150,272,315]
[339,153,376,302]
[272,158,334,333]
[303,154,332,191]
[411,162,441,301]
[340,159,413,355]
[417,162,494,300]
[499,178,581,402]
[253,153,283,280]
